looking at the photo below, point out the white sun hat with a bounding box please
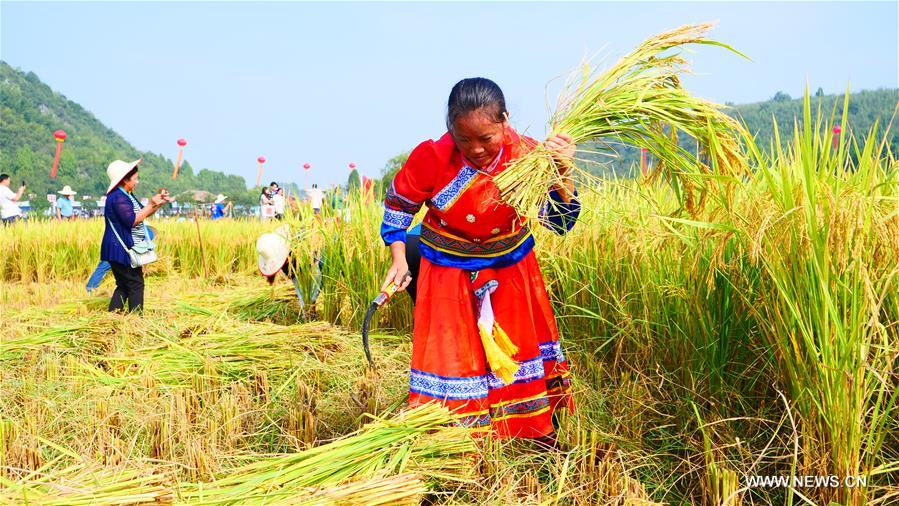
[214,194,227,204]
[58,185,77,196]
[256,224,292,277]
[106,159,142,194]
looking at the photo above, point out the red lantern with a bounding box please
[832,124,841,150]
[349,162,356,170]
[256,156,266,187]
[303,163,311,170]
[50,130,67,179]
[172,138,188,180]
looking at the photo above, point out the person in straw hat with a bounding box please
[210,194,232,220]
[56,185,77,220]
[256,224,323,311]
[100,158,171,313]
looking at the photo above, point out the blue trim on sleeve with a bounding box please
[381,224,407,246]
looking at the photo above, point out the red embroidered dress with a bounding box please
[381,128,580,438]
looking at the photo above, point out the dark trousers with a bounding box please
[404,232,421,305]
[108,261,144,312]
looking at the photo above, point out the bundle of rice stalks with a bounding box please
[494,22,748,218]
[0,460,173,505]
[0,313,127,362]
[295,474,426,506]
[176,403,476,504]
[177,283,302,324]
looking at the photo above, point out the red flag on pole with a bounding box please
[50,130,67,179]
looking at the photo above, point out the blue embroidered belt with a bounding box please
[418,223,534,270]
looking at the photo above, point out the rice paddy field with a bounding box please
[1,102,898,505]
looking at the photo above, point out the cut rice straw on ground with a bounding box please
[1,405,471,505]
[494,22,748,218]
[175,403,475,504]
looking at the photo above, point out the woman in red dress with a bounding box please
[381,78,580,442]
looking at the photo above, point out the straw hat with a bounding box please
[256,225,291,277]
[106,159,142,194]
[214,194,227,204]
[58,185,77,196]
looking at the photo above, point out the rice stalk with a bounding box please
[493,22,748,218]
[176,403,476,504]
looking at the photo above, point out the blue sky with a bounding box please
[2,1,896,187]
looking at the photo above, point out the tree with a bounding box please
[773,91,792,102]
[815,87,824,97]
[376,151,410,195]
[347,169,361,192]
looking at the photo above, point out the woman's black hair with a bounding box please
[120,168,138,185]
[446,77,507,131]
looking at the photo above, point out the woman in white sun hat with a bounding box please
[100,158,171,313]
[56,185,77,220]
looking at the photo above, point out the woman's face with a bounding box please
[451,109,508,169]
[121,171,139,192]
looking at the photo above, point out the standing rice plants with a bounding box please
[733,92,899,505]
[534,90,898,504]
[0,219,269,282]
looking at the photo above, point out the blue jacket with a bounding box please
[101,189,142,266]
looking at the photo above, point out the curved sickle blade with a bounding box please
[361,302,378,368]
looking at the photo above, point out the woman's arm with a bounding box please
[133,193,169,225]
[379,140,438,292]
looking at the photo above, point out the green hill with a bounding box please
[0,61,254,211]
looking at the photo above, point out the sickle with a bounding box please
[362,271,411,368]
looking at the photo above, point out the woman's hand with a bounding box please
[545,133,576,176]
[545,133,576,202]
[150,194,167,208]
[382,258,412,293]
[150,190,173,209]
[383,240,412,293]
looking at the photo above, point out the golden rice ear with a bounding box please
[478,322,519,385]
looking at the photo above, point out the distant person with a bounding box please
[210,194,232,220]
[56,185,77,220]
[101,159,171,313]
[0,174,25,225]
[256,225,323,309]
[260,187,275,220]
[307,183,324,216]
[271,182,286,220]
